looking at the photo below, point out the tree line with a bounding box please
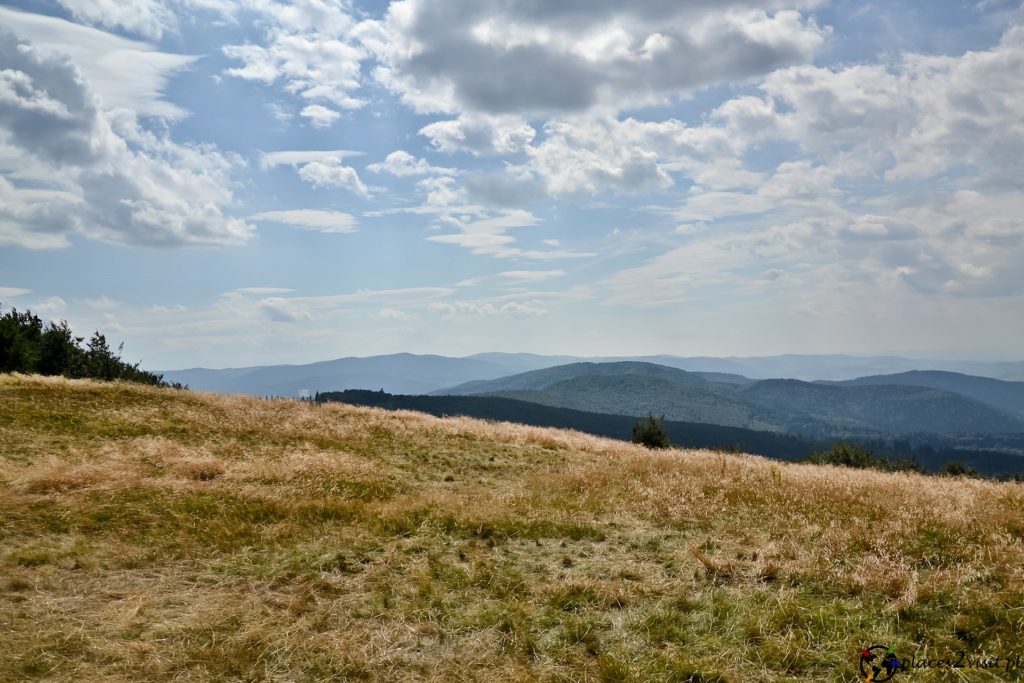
[0,304,174,387]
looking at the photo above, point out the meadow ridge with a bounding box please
[1,374,1023,682]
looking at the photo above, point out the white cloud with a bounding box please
[497,270,565,282]
[528,117,674,195]
[375,307,419,321]
[259,148,362,169]
[428,299,549,319]
[500,301,548,316]
[53,0,234,40]
[54,0,177,40]
[0,33,250,248]
[296,156,370,197]
[34,296,68,314]
[427,209,538,256]
[426,301,494,318]
[366,0,827,117]
[367,150,455,177]
[260,297,313,323]
[420,114,536,155]
[370,173,595,260]
[266,102,292,123]
[299,103,340,128]
[0,180,79,249]
[458,269,567,287]
[0,6,195,119]
[0,287,31,299]
[597,16,1024,306]
[222,0,366,110]
[250,209,358,233]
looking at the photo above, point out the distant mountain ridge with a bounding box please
[160,352,1024,397]
[828,370,1024,416]
[438,362,1024,438]
[160,353,553,396]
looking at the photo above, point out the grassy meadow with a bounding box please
[1,374,1023,681]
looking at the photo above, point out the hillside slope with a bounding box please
[319,389,822,461]
[2,375,1023,682]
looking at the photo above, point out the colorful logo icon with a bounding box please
[859,645,903,682]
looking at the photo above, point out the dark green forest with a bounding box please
[0,305,172,386]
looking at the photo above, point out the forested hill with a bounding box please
[438,362,1024,437]
[830,370,1024,416]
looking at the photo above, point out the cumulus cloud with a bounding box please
[419,114,536,155]
[375,307,419,321]
[296,156,370,196]
[34,296,68,314]
[0,6,195,119]
[53,0,234,40]
[0,32,249,248]
[299,103,340,128]
[428,300,547,319]
[438,114,736,198]
[250,209,358,233]
[258,148,362,169]
[598,16,1024,305]
[527,118,675,195]
[222,0,366,110]
[366,0,827,117]
[462,167,544,208]
[367,150,455,177]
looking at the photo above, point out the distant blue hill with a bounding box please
[829,370,1024,416]
[160,352,1024,398]
[160,352,567,397]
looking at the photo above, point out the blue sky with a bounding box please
[1,0,1022,369]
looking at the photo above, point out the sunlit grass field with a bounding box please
[1,374,1022,681]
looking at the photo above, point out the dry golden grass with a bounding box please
[1,373,1023,682]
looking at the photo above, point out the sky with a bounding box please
[1,0,1022,369]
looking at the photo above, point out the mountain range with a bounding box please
[161,352,1024,397]
[437,362,1024,438]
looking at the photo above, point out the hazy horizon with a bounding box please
[159,349,1024,374]
[2,0,1023,369]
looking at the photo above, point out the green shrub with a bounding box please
[804,441,919,472]
[632,414,671,449]
[939,460,979,477]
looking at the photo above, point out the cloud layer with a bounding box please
[3,1,1024,365]
[0,30,248,248]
